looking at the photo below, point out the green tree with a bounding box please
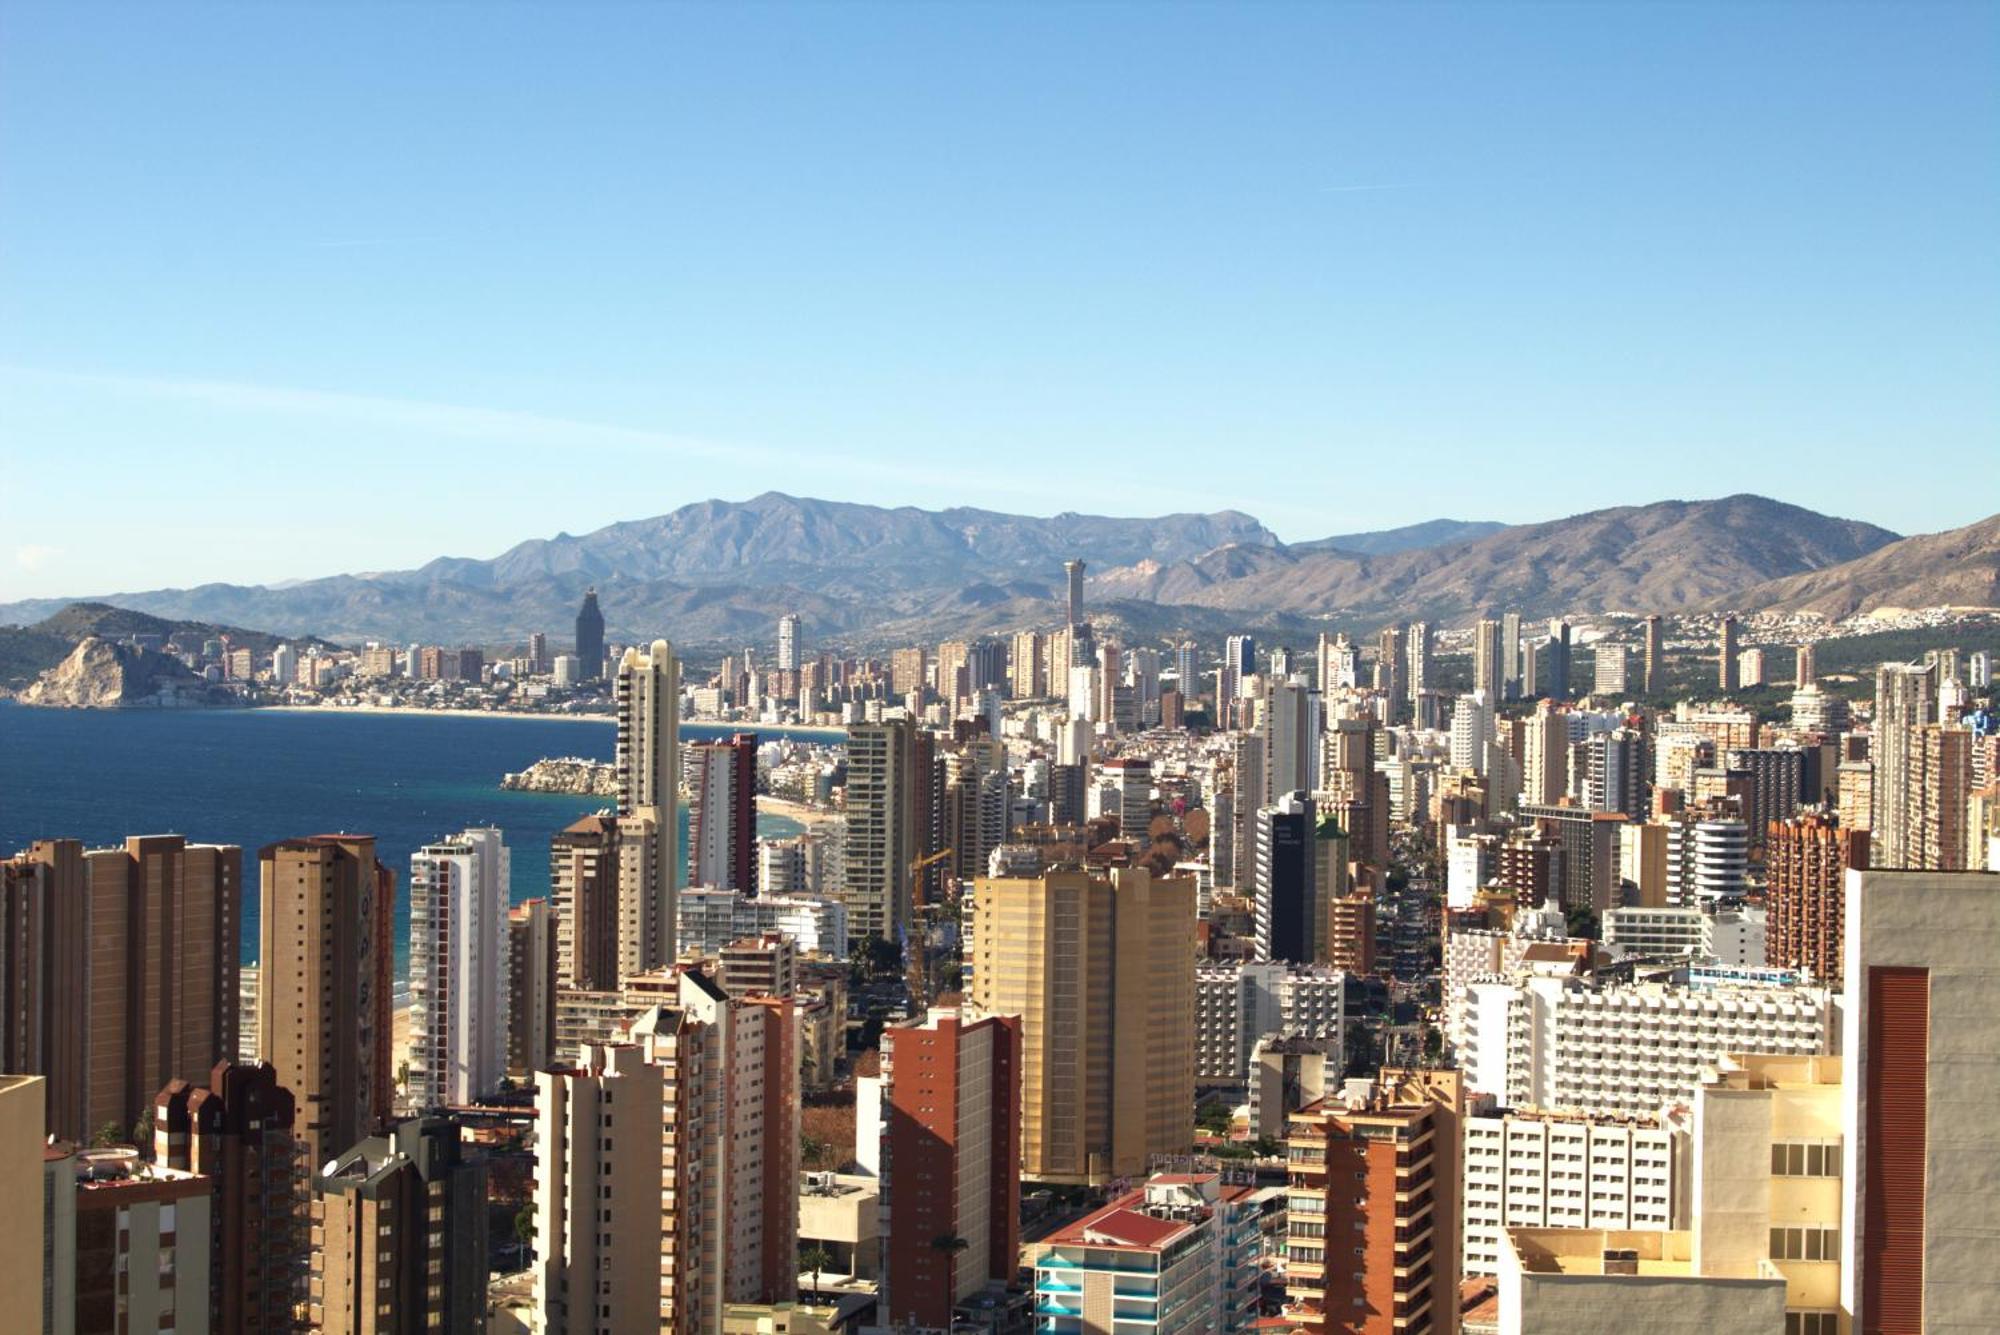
[801,1131,833,1170]
[514,1204,535,1266]
[800,1243,835,1303]
[90,1121,123,1149]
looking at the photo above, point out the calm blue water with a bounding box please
[0,703,839,977]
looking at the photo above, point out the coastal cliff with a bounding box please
[17,636,232,709]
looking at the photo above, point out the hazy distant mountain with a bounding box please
[401,491,1283,595]
[0,494,1282,646]
[1292,517,1506,557]
[1731,513,2000,618]
[1096,495,1900,624]
[0,493,1918,650]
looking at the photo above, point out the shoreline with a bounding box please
[255,703,846,738]
[756,794,840,828]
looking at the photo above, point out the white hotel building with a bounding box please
[1461,973,1832,1117]
[677,887,850,959]
[1461,1108,1684,1277]
[1194,961,1345,1085]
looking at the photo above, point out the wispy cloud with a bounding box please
[14,544,60,572]
[303,236,449,250]
[0,364,1048,500]
[3,364,801,469]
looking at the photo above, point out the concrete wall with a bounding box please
[1842,869,2000,1333]
[0,1077,44,1335]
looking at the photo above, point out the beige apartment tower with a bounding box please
[311,1117,489,1333]
[9,835,241,1146]
[968,864,1196,1184]
[616,639,682,969]
[534,971,800,1335]
[257,835,393,1166]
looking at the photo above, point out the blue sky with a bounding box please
[2,2,1995,601]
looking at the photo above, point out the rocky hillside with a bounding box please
[0,492,1929,648]
[0,602,317,694]
[16,637,235,709]
[1094,495,1899,623]
[1731,513,2000,617]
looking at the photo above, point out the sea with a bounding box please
[0,702,842,980]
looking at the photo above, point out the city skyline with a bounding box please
[3,3,1996,599]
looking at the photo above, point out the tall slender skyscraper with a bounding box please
[844,717,916,945]
[1501,611,1523,698]
[689,732,757,893]
[1225,633,1257,682]
[1718,613,1741,691]
[257,835,392,1166]
[573,587,606,681]
[1253,792,1315,965]
[1376,624,1406,722]
[1407,620,1435,705]
[1064,558,1086,626]
[616,640,681,966]
[1546,618,1572,700]
[776,613,803,672]
[408,828,511,1109]
[1473,618,1504,700]
[1871,662,1938,869]
[1795,640,1817,688]
[1642,613,1664,693]
[1261,677,1321,798]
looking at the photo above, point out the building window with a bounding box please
[1770,1142,1839,1178]
[1769,1227,1839,1262]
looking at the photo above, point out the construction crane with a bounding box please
[906,847,956,1013]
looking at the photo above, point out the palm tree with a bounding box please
[800,1243,835,1304]
[931,1233,970,1294]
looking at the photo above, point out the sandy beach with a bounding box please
[757,794,840,827]
[258,703,846,739]
[261,703,614,724]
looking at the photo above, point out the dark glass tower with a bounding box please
[574,587,605,680]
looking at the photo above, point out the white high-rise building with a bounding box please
[1449,691,1494,774]
[616,639,681,964]
[271,642,297,685]
[1260,678,1321,797]
[1667,816,1749,905]
[1193,960,1345,1085]
[1445,826,1499,910]
[1461,1108,1683,1277]
[408,826,511,1108]
[1068,664,1099,722]
[1461,973,1832,1117]
[776,613,804,672]
[678,889,849,959]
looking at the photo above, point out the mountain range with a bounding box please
[2,492,1994,651]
